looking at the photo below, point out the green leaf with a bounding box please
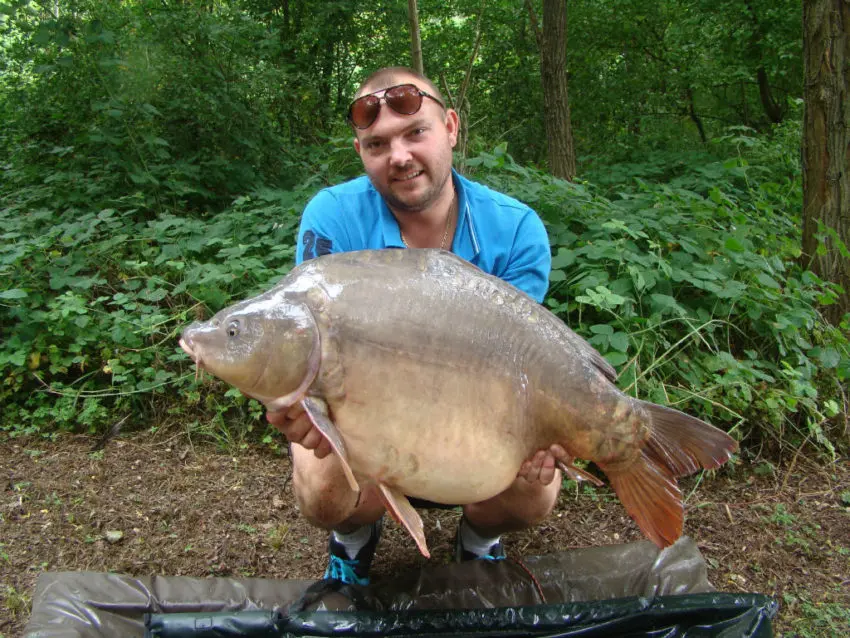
[756,273,781,289]
[715,281,748,299]
[609,332,630,352]
[603,352,628,367]
[724,237,746,252]
[549,269,566,282]
[551,248,576,269]
[0,289,28,300]
[816,348,840,369]
[650,294,685,315]
[590,324,614,335]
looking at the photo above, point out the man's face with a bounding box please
[353,78,459,215]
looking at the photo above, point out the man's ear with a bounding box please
[445,109,460,148]
[353,135,361,155]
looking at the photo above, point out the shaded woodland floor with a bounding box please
[1,431,848,636]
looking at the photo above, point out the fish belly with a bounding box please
[329,346,531,505]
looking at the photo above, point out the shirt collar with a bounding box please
[379,169,480,258]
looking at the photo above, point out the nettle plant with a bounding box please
[472,145,848,456]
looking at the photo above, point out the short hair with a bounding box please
[354,66,446,105]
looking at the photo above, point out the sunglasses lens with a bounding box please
[350,95,380,129]
[385,84,423,115]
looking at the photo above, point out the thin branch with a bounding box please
[524,0,543,51]
[458,0,486,108]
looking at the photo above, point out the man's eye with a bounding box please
[366,140,385,150]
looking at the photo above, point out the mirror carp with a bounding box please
[180,249,737,556]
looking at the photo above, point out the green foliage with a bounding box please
[0,0,843,457]
[0,0,346,215]
[782,592,850,638]
[0,179,306,434]
[469,138,848,455]
[3,122,846,458]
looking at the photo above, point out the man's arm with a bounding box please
[296,190,352,265]
[498,209,558,485]
[500,210,552,303]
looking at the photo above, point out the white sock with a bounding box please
[332,525,373,560]
[460,519,501,557]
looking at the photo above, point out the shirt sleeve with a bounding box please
[501,209,551,303]
[296,189,352,265]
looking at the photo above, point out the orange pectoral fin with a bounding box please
[377,483,430,558]
[301,396,360,493]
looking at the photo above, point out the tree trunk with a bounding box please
[745,0,784,124]
[756,66,783,124]
[527,0,576,180]
[802,0,850,324]
[408,0,424,75]
[686,88,707,144]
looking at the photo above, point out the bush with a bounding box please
[469,140,848,456]
[0,180,306,435]
[2,132,846,457]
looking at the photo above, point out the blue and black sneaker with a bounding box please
[323,519,382,586]
[454,517,506,563]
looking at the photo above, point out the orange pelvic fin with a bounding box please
[605,402,738,548]
[378,483,430,558]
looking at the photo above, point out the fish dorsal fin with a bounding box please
[560,325,618,383]
[301,396,360,493]
[589,347,618,383]
[377,483,430,558]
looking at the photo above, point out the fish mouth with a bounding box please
[179,337,204,381]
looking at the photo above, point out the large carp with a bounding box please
[180,249,737,556]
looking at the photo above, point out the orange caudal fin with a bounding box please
[604,402,738,548]
[642,402,738,477]
[606,452,683,548]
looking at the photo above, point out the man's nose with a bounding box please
[388,139,413,166]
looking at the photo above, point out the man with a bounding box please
[267,66,561,586]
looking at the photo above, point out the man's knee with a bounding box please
[291,447,359,528]
[464,478,560,534]
[504,482,559,527]
[519,485,559,526]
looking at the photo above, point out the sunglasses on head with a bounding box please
[347,83,445,130]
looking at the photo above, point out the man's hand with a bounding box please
[517,447,561,486]
[266,403,332,459]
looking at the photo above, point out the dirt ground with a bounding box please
[1,430,848,637]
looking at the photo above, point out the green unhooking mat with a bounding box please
[23,537,778,637]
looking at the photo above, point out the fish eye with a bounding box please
[227,320,240,337]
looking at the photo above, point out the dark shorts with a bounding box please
[407,497,460,511]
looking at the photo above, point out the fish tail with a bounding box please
[602,403,738,548]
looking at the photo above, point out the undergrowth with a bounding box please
[1,131,848,457]
[471,135,848,457]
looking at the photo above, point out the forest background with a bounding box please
[1,0,848,468]
[2,1,850,635]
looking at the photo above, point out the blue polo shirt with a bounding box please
[296,170,551,302]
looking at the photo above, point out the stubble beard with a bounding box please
[381,166,452,216]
